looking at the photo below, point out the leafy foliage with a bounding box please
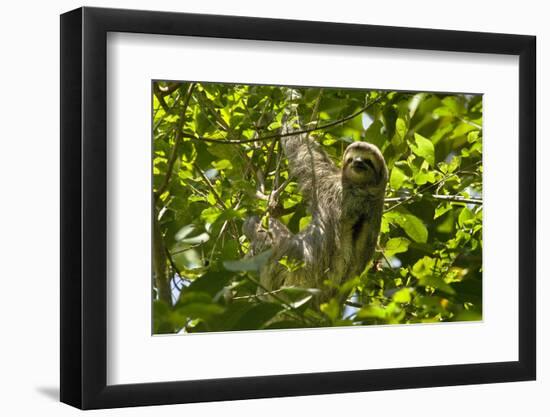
[152,81,483,333]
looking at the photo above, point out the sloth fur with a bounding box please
[244,123,388,302]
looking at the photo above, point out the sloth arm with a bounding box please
[245,131,335,259]
[280,132,340,207]
[243,215,294,253]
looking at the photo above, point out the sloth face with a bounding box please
[342,142,387,188]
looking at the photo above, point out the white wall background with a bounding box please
[0,1,544,415]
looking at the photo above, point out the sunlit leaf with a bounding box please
[384,237,410,257]
[392,288,412,304]
[211,159,233,170]
[390,166,407,190]
[410,133,435,166]
[386,211,428,243]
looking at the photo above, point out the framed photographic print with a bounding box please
[60,6,536,410]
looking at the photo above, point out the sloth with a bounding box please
[243,122,388,303]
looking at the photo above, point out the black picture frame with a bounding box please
[60,6,536,410]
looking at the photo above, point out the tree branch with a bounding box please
[431,194,482,205]
[156,81,181,96]
[181,93,387,145]
[153,83,171,113]
[384,194,482,206]
[154,83,196,202]
[384,161,482,212]
[152,213,172,305]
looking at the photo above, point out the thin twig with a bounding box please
[243,275,314,324]
[170,243,203,256]
[209,195,244,264]
[193,163,244,255]
[193,163,227,209]
[345,300,364,309]
[233,287,287,300]
[380,250,396,271]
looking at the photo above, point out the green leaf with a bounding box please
[434,203,452,219]
[211,159,233,170]
[418,276,456,295]
[175,292,225,318]
[384,237,411,257]
[467,130,480,143]
[392,117,407,146]
[208,302,254,331]
[207,143,240,162]
[231,303,285,330]
[413,164,437,185]
[411,257,456,295]
[400,214,428,243]
[451,122,477,139]
[265,320,308,330]
[186,271,233,297]
[437,155,461,174]
[390,166,407,189]
[174,224,197,241]
[172,248,203,270]
[441,96,463,115]
[153,300,176,334]
[320,298,340,322]
[386,212,428,243]
[392,288,412,304]
[223,249,273,272]
[179,232,210,245]
[363,120,387,149]
[200,206,222,224]
[278,256,306,272]
[411,256,436,279]
[458,207,476,227]
[458,207,474,227]
[175,302,225,318]
[299,215,312,231]
[356,305,387,320]
[290,294,314,309]
[432,106,454,118]
[213,208,247,230]
[410,133,435,166]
